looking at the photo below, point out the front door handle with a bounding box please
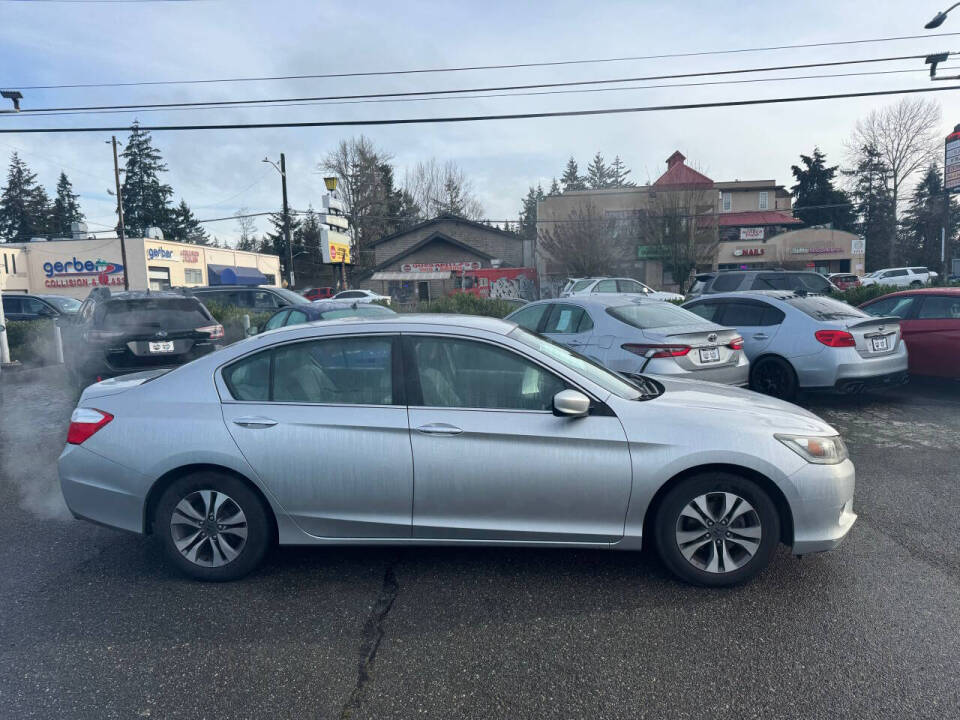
[752,333,768,340]
[232,416,278,428]
[416,423,463,436]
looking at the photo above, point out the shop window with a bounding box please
[147,266,171,291]
[758,191,768,210]
[184,268,203,285]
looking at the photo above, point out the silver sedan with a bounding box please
[506,297,749,386]
[59,314,856,587]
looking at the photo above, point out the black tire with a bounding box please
[749,356,798,401]
[909,280,923,288]
[654,472,781,587]
[155,471,271,581]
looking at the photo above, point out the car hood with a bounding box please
[636,376,836,435]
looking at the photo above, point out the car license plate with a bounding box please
[870,336,889,352]
[148,341,175,353]
[699,347,720,363]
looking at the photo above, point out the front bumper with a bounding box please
[788,458,857,555]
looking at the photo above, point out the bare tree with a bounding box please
[403,159,484,220]
[638,187,718,293]
[538,202,632,277]
[234,207,258,251]
[848,98,941,265]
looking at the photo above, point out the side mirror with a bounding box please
[553,389,590,418]
[247,326,259,336]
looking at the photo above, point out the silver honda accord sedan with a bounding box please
[59,314,856,586]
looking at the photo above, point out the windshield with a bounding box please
[318,305,396,319]
[784,295,867,321]
[44,296,81,313]
[510,327,644,400]
[96,298,213,331]
[607,303,705,329]
[272,287,311,305]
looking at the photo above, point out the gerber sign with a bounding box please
[42,257,125,289]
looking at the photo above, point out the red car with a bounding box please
[828,273,861,291]
[860,288,960,378]
[303,287,335,301]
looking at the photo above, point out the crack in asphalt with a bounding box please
[338,554,401,720]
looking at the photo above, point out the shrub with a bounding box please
[408,293,518,318]
[4,319,58,365]
[202,301,273,343]
[834,284,901,307]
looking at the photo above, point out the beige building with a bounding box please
[0,236,281,300]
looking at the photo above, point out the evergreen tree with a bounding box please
[502,220,513,233]
[586,152,612,190]
[169,199,209,244]
[609,155,635,188]
[560,157,585,191]
[518,185,544,243]
[548,178,561,196]
[51,171,84,237]
[0,152,50,241]
[120,121,174,237]
[846,143,896,271]
[790,147,855,230]
[263,210,302,278]
[902,164,958,270]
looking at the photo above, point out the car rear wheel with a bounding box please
[910,280,923,288]
[750,356,798,401]
[654,472,780,587]
[156,472,271,581]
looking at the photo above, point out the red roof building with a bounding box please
[652,151,714,188]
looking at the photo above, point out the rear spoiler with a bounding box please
[847,316,900,329]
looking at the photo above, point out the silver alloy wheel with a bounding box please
[170,490,248,568]
[675,492,762,574]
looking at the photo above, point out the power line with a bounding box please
[11,53,937,115]
[7,32,960,90]
[2,84,959,134]
[17,65,960,119]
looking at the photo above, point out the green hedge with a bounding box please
[404,293,518,318]
[833,284,902,307]
[3,319,59,365]
[202,301,273,343]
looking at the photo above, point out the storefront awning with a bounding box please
[207,264,267,286]
[371,271,452,281]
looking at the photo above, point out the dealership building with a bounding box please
[0,235,281,300]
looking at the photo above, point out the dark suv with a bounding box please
[689,270,838,297]
[62,289,224,389]
[2,293,81,321]
[188,285,311,312]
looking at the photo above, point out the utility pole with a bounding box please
[280,153,294,289]
[111,136,129,290]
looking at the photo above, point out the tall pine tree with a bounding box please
[846,143,896,271]
[609,155,635,188]
[790,148,855,231]
[262,210,302,280]
[518,185,544,243]
[169,199,209,244]
[560,157,585,191]
[586,152,612,189]
[0,152,51,241]
[51,171,84,237]
[120,122,174,238]
[902,164,958,270]
[548,178,561,196]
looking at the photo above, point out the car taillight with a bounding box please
[84,329,124,343]
[67,408,114,445]
[815,330,856,347]
[197,324,224,340]
[622,343,691,358]
[728,336,744,350]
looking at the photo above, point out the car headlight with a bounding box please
[775,434,848,464]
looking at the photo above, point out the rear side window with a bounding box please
[543,304,592,334]
[917,295,960,319]
[96,298,212,330]
[570,279,594,292]
[2,297,22,313]
[795,273,833,293]
[751,274,793,291]
[721,301,784,326]
[863,296,916,319]
[284,310,309,326]
[608,303,705,329]
[711,273,744,292]
[684,301,721,322]
[507,303,550,331]
[223,351,271,402]
[593,279,618,293]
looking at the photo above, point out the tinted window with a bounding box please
[543,304,591,334]
[784,296,865,320]
[711,273,744,292]
[411,336,567,411]
[317,305,396,320]
[22,297,53,315]
[337,291,365,298]
[721,301,784,326]
[2,297,22,313]
[684,301,721,322]
[44,296,81,313]
[593,279,617,293]
[96,298,212,330]
[249,291,281,310]
[609,303,705,329]
[508,303,549,331]
[884,270,909,278]
[617,279,647,294]
[795,273,833,293]
[917,295,960,319]
[909,268,928,274]
[223,351,271,401]
[273,337,392,405]
[751,274,793,291]
[263,311,288,331]
[284,310,309,326]
[272,287,311,305]
[863,296,916,319]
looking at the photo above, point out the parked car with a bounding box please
[860,288,960,378]
[189,285,311,311]
[303,287,335,301]
[560,277,684,302]
[828,273,861,291]
[683,291,908,399]
[558,278,584,297]
[60,314,856,587]
[260,300,397,332]
[688,270,838,298]
[859,267,938,288]
[506,297,749,386]
[61,289,224,389]
[1,293,81,321]
[328,288,391,305]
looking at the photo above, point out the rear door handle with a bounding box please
[416,423,463,436]
[752,333,768,340]
[232,416,278,428]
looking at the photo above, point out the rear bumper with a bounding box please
[797,343,909,390]
[788,459,857,555]
[59,444,149,534]
[643,354,750,386]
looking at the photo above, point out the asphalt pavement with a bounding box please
[0,367,958,719]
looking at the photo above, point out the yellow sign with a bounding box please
[321,228,352,264]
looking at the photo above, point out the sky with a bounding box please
[2,0,960,245]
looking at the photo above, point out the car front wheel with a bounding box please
[156,472,271,581]
[654,472,780,587]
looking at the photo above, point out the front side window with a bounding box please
[794,273,833,293]
[711,273,745,292]
[284,310,309,326]
[863,296,916,319]
[617,279,646,294]
[507,303,550,331]
[917,295,960,319]
[884,270,908,278]
[542,304,592,334]
[262,311,289,331]
[250,291,280,310]
[593,279,618,293]
[570,279,594,293]
[410,336,568,411]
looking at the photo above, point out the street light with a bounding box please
[323,176,338,193]
[263,154,295,288]
[925,3,960,28]
[1,90,23,113]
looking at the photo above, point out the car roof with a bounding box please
[259,312,514,338]
[100,290,198,302]
[190,285,277,291]
[687,290,813,302]
[527,295,662,309]
[863,287,960,299]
